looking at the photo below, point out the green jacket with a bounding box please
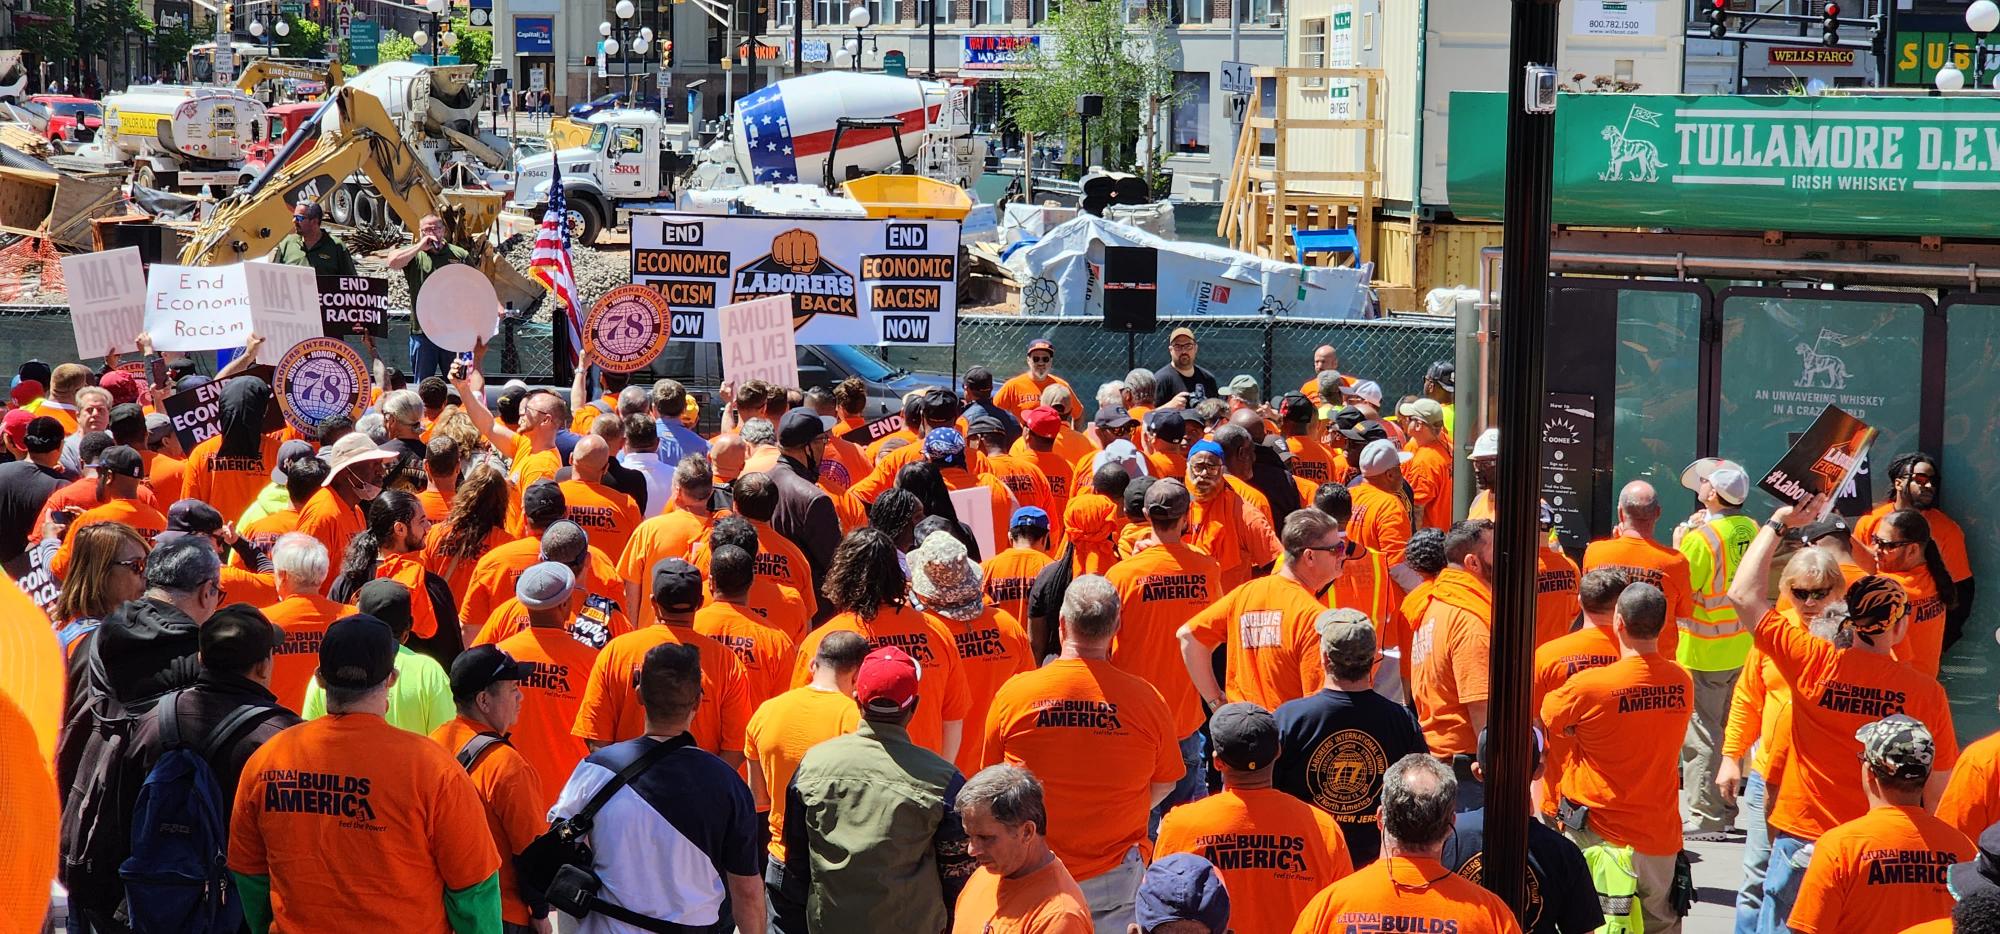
[782,719,975,934]
[272,231,358,277]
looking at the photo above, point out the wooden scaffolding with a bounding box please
[1217,66,1387,272]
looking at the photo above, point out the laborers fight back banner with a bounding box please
[629,213,959,346]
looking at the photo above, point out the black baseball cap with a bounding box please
[449,645,523,703]
[651,558,704,614]
[1209,702,1279,771]
[356,578,415,635]
[921,388,961,422]
[16,359,49,387]
[1334,408,1389,443]
[1279,392,1314,423]
[317,615,399,690]
[1144,479,1192,522]
[108,402,146,440]
[1145,409,1187,444]
[1800,514,1852,545]
[1092,405,1137,430]
[778,408,835,447]
[966,415,1005,438]
[198,603,283,673]
[964,366,994,390]
[167,499,225,533]
[23,415,62,454]
[521,479,567,526]
[1426,360,1456,393]
[90,445,145,479]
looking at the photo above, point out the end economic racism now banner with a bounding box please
[1449,91,2000,238]
[629,213,959,347]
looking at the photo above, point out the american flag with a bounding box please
[530,185,584,365]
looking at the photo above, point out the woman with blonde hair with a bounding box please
[53,521,149,656]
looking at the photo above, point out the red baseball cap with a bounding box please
[98,370,140,405]
[855,646,920,714]
[1023,405,1062,439]
[9,380,43,408]
[2,408,31,450]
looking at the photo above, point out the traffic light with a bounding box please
[660,38,673,66]
[1705,0,1727,40]
[1822,2,1840,47]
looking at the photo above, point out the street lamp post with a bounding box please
[1968,0,1999,88]
[414,0,454,64]
[842,5,870,72]
[599,0,649,101]
[247,6,291,55]
[924,0,936,78]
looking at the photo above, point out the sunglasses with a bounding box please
[1870,535,1918,551]
[1299,541,1346,555]
[1170,341,1197,350]
[1028,355,1052,364]
[113,556,145,575]
[1789,586,1831,603]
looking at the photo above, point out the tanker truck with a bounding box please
[506,72,984,245]
[56,85,267,192]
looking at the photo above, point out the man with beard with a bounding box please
[1410,519,1496,809]
[1854,453,1975,650]
[298,433,397,572]
[1153,328,1220,407]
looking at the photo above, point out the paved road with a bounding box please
[1686,835,1747,933]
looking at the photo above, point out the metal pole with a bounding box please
[1487,0,1558,920]
[794,0,804,74]
[926,0,936,78]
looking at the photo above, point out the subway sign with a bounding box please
[1448,91,2000,239]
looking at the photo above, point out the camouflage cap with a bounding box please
[1855,713,1936,782]
[1313,607,1377,672]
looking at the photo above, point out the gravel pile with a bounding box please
[357,234,634,315]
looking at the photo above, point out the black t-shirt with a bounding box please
[1152,364,1219,406]
[1442,807,1604,934]
[1272,688,1428,866]
[0,459,70,561]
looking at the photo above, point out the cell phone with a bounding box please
[149,355,169,389]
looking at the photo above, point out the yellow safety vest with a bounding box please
[1677,514,1761,671]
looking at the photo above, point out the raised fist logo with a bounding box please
[771,229,822,273]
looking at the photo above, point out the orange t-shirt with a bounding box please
[219,565,281,607]
[1187,486,1278,594]
[415,488,451,522]
[949,858,1094,934]
[1283,434,1339,485]
[0,575,62,768]
[930,605,1034,776]
[1938,730,2000,841]
[559,478,642,572]
[1183,573,1328,712]
[1753,608,1960,840]
[1881,565,1947,678]
[511,446,561,490]
[51,498,167,578]
[31,478,161,543]
[1855,503,1972,582]
[1156,786,1353,934]
[1580,535,1694,655]
[1330,542,1405,661]
[703,579,810,643]
[745,686,861,861]
[261,592,350,710]
[993,373,1072,415]
[1540,653,1694,855]
[473,596,633,649]
[790,605,974,758]
[1531,621,1622,817]
[373,552,439,639]
[1788,805,1974,934]
[495,625,602,812]
[184,433,282,525]
[144,451,187,504]
[229,714,500,932]
[1300,372,1357,406]
[689,518,818,620]
[0,690,59,926]
[572,623,752,757]
[1347,482,1412,565]
[1011,447,1074,527]
[617,510,712,627]
[569,396,619,435]
[981,658,1183,880]
[1402,437,1453,531]
[693,600,799,712]
[239,506,301,557]
[1535,545,1581,648]
[1105,541,1223,737]
[1292,856,1523,934]
[458,538,542,634]
[429,716,548,926]
[1410,569,1492,758]
[1724,635,1797,784]
[419,523,517,607]
[983,453,1057,522]
[865,426,920,464]
[982,546,1053,629]
[296,489,364,586]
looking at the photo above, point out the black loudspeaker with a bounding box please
[1102,246,1158,333]
[104,222,172,265]
[1077,93,1104,117]
[490,67,509,84]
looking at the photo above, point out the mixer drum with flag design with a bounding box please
[730,72,970,186]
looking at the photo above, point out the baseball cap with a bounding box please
[1332,407,1384,443]
[651,558,704,614]
[175,374,211,393]
[90,445,144,479]
[517,560,576,611]
[1092,405,1137,430]
[855,645,920,714]
[964,366,995,390]
[1167,326,1197,345]
[8,379,42,407]
[1708,466,1749,506]
[966,415,1005,438]
[15,359,48,387]
[23,415,62,454]
[1026,337,1054,357]
[1358,438,1412,478]
[1471,427,1500,460]
[145,412,173,444]
[1134,853,1229,934]
[1009,506,1050,533]
[1314,607,1376,673]
[521,479,567,526]
[270,439,315,483]
[1279,392,1314,423]
[1951,823,2000,902]
[1144,478,1192,522]
[449,645,523,703]
[98,369,140,405]
[320,431,396,484]
[198,603,284,674]
[1398,397,1446,428]
[921,388,962,422]
[1856,713,1936,782]
[1209,702,1279,771]
[779,408,835,447]
[1023,405,1062,439]
[1220,374,1259,403]
[166,499,225,534]
[1426,360,1457,393]
[108,403,145,439]
[1679,457,1747,494]
[1343,379,1383,406]
[1799,513,1851,545]
[317,615,399,690]
[1144,408,1187,443]
[354,579,414,636]
[2,408,32,450]
[538,520,591,566]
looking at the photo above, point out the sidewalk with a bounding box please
[1685,835,1746,933]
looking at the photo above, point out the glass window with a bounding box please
[1028,0,1053,25]
[1171,71,1209,155]
[612,126,643,154]
[1611,287,1703,542]
[980,0,1007,23]
[1299,16,1326,88]
[780,0,796,24]
[926,0,952,24]
[815,0,844,25]
[873,0,897,25]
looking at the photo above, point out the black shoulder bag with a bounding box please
[514,734,693,932]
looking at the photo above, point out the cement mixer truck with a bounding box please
[507,71,983,245]
[57,86,267,191]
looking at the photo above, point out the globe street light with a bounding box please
[604,1,642,98]
[1937,60,1966,92]
[847,5,871,72]
[413,28,430,48]
[1970,0,2000,86]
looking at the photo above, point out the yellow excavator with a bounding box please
[234,58,344,103]
[179,84,539,309]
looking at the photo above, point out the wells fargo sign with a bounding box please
[1448,92,2000,238]
[1769,47,1855,66]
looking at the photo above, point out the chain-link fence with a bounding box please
[880,313,1456,406]
[0,306,558,383]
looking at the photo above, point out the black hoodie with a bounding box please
[217,376,274,461]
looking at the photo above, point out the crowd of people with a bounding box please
[3,326,1999,934]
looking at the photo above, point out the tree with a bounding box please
[277,15,330,60]
[19,0,78,68]
[448,17,493,76]
[153,24,202,75]
[377,30,418,63]
[1003,0,1185,186]
[77,0,154,72]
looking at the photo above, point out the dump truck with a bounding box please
[507,71,983,245]
[57,85,267,191]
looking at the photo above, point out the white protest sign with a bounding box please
[244,262,323,366]
[948,486,998,561]
[63,247,147,358]
[717,295,800,389]
[145,264,252,353]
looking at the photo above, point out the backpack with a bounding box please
[118,691,282,934]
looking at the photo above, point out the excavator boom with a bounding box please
[234,58,344,97]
